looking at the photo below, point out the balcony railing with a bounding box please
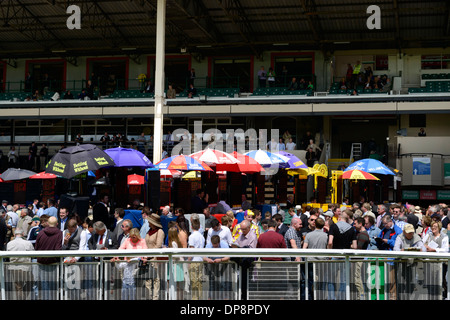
[1,248,449,300]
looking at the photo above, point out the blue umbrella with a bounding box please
[104,147,153,168]
[345,158,395,175]
[244,149,289,166]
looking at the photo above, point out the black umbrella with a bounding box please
[45,144,116,179]
[0,168,37,181]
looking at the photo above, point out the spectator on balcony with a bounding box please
[77,89,88,100]
[100,132,110,149]
[167,84,176,99]
[86,80,95,100]
[25,72,32,91]
[188,68,196,86]
[278,138,286,151]
[346,63,353,84]
[187,83,197,98]
[286,137,296,150]
[287,77,298,91]
[257,66,267,88]
[298,78,307,90]
[136,132,147,154]
[143,80,154,94]
[365,66,373,80]
[267,67,276,87]
[351,61,362,88]
[339,77,347,90]
[418,128,426,137]
[32,90,41,101]
[307,81,314,91]
[305,147,316,167]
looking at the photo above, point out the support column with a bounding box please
[153,0,166,164]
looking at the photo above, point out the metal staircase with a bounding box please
[349,143,362,163]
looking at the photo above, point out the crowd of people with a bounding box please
[339,61,392,93]
[1,189,449,300]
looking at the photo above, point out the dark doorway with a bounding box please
[89,59,127,95]
[213,58,251,92]
[273,54,314,87]
[0,61,5,92]
[27,60,65,93]
[148,56,190,94]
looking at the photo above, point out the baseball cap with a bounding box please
[244,210,254,217]
[403,223,415,234]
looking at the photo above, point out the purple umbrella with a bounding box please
[278,151,308,169]
[104,147,154,168]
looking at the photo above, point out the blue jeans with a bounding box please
[327,258,346,300]
[122,282,136,300]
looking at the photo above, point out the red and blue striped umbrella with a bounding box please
[154,155,213,171]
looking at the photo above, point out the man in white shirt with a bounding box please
[188,216,205,300]
[286,138,296,150]
[206,219,233,246]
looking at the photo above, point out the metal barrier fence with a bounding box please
[1,249,449,300]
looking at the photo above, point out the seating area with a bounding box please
[103,89,154,99]
[408,81,450,94]
[0,92,31,101]
[328,82,388,95]
[251,87,313,96]
[421,73,450,80]
[178,87,240,98]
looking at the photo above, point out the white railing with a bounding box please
[1,248,449,300]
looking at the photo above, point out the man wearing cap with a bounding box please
[231,210,260,242]
[27,215,48,248]
[394,223,425,252]
[6,228,35,299]
[393,223,425,298]
[1,200,8,213]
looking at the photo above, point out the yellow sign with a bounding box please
[95,157,109,166]
[52,161,66,173]
[73,161,88,173]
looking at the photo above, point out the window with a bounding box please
[421,55,450,70]
[409,114,426,128]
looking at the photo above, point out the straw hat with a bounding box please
[147,213,162,228]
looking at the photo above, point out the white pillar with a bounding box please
[153,0,166,164]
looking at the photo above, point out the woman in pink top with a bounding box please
[112,228,148,300]
[112,228,148,261]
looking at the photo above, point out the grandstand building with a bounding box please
[1,0,450,205]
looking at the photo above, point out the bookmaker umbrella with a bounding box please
[154,155,212,171]
[104,147,154,168]
[45,144,115,179]
[0,168,36,181]
[345,158,395,175]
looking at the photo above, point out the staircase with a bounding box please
[350,143,362,162]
